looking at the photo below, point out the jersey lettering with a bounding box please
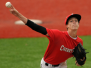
[60,45,73,53]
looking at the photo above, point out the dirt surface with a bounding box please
[0,0,91,38]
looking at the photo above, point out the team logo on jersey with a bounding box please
[60,45,73,53]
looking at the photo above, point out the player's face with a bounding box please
[67,17,79,30]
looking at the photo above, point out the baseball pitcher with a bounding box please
[7,4,88,68]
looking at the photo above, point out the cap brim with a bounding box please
[66,14,81,25]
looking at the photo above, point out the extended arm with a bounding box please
[9,5,49,36]
[26,19,47,35]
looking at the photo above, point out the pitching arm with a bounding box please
[26,19,47,35]
[9,5,49,36]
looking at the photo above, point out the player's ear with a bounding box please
[66,25,69,30]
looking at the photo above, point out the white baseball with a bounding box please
[5,2,12,8]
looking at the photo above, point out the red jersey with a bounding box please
[44,28,83,65]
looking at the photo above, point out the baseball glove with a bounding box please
[72,43,88,66]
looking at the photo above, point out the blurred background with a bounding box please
[0,0,91,38]
[0,0,91,68]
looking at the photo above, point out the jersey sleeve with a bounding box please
[46,28,62,41]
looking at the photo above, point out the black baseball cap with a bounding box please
[65,13,81,25]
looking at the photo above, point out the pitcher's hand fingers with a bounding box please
[10,4,15,9]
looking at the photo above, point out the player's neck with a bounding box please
[67,29,77,38]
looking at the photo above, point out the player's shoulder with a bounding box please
[77,36,83,41]
[77,36,83,45]
[46,28,67,37]
[52,29,67,34]
[50,29,66,33]
[46,28,64,33]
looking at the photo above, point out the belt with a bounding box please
[45,63,60,67]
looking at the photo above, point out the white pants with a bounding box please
[40,58,67,68]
